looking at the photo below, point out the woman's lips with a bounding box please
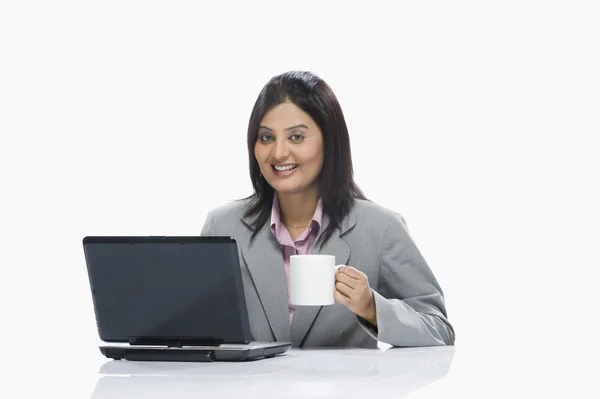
[272,164,299,177]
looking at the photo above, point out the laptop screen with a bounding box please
[83,236,252,345]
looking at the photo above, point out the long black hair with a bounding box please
[244,71,367,243]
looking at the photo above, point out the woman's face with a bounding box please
[254,101,324,196]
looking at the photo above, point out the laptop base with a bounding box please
[100,342,292,362]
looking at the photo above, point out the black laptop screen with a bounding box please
[83,236,252,345]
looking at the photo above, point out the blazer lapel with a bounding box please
[240,217,291,343]
[290,209,356,347]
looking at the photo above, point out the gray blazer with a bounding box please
[201,198,455,348]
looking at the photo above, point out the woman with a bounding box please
[201,71,455,348]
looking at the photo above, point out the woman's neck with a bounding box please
[277,186,320,227]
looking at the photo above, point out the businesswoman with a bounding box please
[201,71,455,348]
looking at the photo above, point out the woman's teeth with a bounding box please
[274,165,298,171]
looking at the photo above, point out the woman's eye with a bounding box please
[259,134,273,143]
[290,134,304,142]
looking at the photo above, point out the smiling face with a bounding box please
[254,101,324,196]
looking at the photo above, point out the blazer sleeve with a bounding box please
[358,214,455,347]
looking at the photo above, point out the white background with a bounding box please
[1,1,599,397]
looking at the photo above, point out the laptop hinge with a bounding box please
[128,336,224,348]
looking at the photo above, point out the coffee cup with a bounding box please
[289,254,340,306]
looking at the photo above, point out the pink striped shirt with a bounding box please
[270,194,323,324]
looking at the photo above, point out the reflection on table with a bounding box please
[91,346,455,398]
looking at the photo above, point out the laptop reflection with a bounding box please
[91,346,455,399]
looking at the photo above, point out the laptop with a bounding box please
[82,235,292,362]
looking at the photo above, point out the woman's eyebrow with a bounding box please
[258,124,309,132]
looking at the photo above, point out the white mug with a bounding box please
[290,254,340,306]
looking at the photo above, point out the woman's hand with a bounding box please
[334,265,377,327]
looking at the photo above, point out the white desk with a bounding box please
[90,346,455,398]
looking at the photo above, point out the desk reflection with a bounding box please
[91,346,455,398]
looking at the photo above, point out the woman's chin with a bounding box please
[272,186,305,195]
[271,183,319,197]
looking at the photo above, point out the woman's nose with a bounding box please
[272,139,290,160]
